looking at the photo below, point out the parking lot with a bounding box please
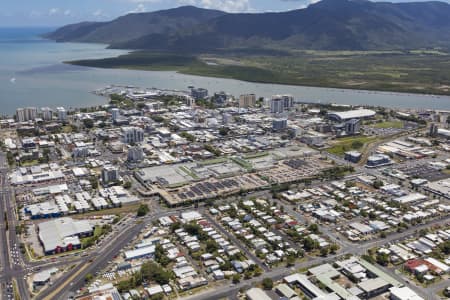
[165,174,269,206]
[395,163,449,182]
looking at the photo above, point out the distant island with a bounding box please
[46,0,450,95]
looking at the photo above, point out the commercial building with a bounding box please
[41,107,53,121]
[345,151,362,163]
[111,108,120,121]
[190,87,208,100]
[333,119,361,136]
[10,168,65,185]
[281,94,294,109]
[274,284,297,299]
[429,123,439,137]
[56,107,67,122]
[270,97,285,114]
[272,118,288,131]
[127,146,144,162]
[392,193,427,204]
[284,273,339,300]
[38,217,93,255]
[424,178,450,199]
[101,165,120,184]
[366,154,392,168]
[79,284,122,300]
[25,201,65,219]
[16,107,38,122]
[32,267,57,288]
[327,109,376,122]
[121,126,144,144]
[73,147,89,158]
[239,94,256,108]
[124,245,156,260]
[345,119,361,135]
[437,128,450,139]
[213,91,228,107]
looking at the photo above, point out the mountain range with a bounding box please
[45,0,450,52]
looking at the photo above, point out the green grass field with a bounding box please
[327,136,378,156]
[68,50,450,95]
[372,121,404,129]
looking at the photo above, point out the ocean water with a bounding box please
[0,27,129,115]
[1,27,450,115]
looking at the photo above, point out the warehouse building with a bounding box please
[38,217,93,255]
[124,246,156,261]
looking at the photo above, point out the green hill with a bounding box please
[46,0,450,51]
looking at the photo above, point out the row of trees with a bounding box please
[116,261,172,292]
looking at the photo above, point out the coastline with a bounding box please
[66,50,450,98]
[67,61,450,99]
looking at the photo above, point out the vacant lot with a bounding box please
[372,121,404,129]
[327,136,378,156]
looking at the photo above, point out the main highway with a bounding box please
[0,152,30,300]
[37,204,450,300]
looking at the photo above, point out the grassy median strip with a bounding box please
[43,263,89,300]
[12,279,20,300]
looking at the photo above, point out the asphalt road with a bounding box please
[201,212,269,272]
[35,209,181,300]
[0,142,447,300]
[35,221,146,300]
[0,151,30,300]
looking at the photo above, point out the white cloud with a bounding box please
[128,0,161,2]
[129,3,147,13]
[175,0,250,12]
[92,9,109,18]
[177,0,197,5]
[29,10,42,17]
[46,8,73,17]
[298,0,320,8]
[48,8,60,16]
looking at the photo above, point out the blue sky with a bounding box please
[0,0,448,27]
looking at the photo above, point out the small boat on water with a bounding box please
[10,77,16,83]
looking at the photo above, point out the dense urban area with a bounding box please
[2,85,450,300]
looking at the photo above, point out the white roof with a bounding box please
[181,211,203,222]
[245,288,272,300]
[124,245,155,260]
[393,193,427,204]
[349,222,373,234]
[284,273,327,298]
[358,277,389,293]
[424,257,450,272]
[328,109,376,120]
[38,218,92,252]
[389,287,424,300]
[145,285,163,296]
[33,267,58,283]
